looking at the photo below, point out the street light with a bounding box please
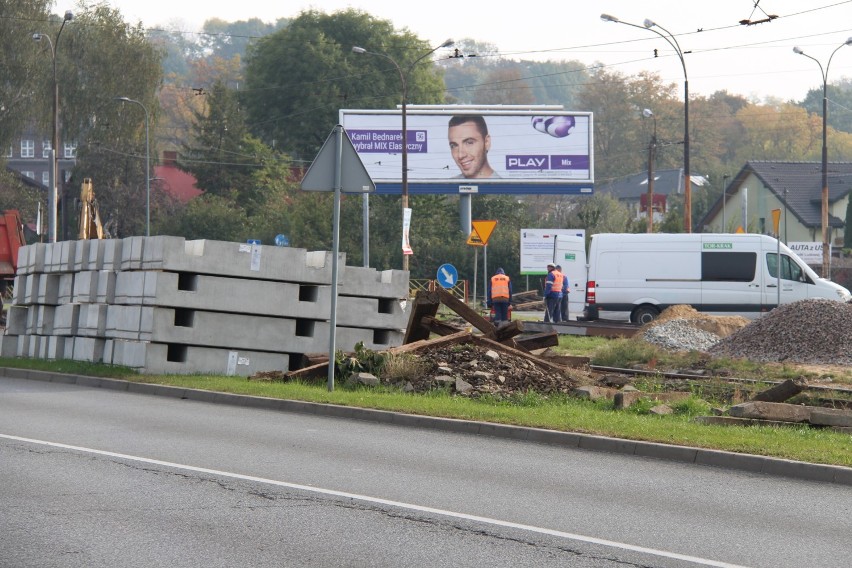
[602,13,692,232]
[642,109,657,233]
[352,39,454,271]
[114,97,151,236]
[32,9,73,244]
[792,38,852,278]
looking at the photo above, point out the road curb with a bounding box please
[4,367,850,486]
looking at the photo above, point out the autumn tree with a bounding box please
[0,0,51,153]
[241,9,450,161]
[26,2,165,238]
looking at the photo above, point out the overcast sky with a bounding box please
[61,0,852,103]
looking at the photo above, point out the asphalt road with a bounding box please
[2,377,850,568]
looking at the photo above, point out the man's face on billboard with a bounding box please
[448,121,491,178]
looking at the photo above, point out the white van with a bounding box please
[552,234,588,318]
[584,233,852,324]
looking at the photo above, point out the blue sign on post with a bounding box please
[436,263,458,289]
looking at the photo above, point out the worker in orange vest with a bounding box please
[543,262,563,323]
[487,267,512,324]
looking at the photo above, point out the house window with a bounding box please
[22,171,35,179]
[63,142,76,158]
[21,139,34,158]
[42,140,52,158]
[42,171,50,186]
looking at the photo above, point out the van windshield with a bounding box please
[766,253,806,282]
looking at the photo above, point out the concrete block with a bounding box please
[336,295,408,330]
[95,270,116,304]
[16,334,29,357]
[71,337,106,362]
[58,240,77,272]
[43,243,57,273]
[335,326,403,351]
[46,335,66,360]
[73,240,90,272]
[12,275,25,303]
[140,237,341,284]
[729,401,811,423]
[26,305,55,335]
[105,305,152,341]
[110,340,290,376]
[58,274,74,304]
[101,239,123,271]
[27,335,42,358]
[120,236,145,270]
[77,304,107,337]
[340,266,409,299]
[17,244,32,274]
[53,304,80,336]
[73,271,99,303]
[809,408,852,428]
[22,274,39,305]
[4,305,28,335]
[86,239,106,271]
[29,243,47,274]
[37,273,61,305]
[114,271,329,318]
[1,335,18,357]
[102,339,114,364]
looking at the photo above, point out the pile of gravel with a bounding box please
[641,318,723,352]
[710,299,852,366]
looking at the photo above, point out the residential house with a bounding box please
[154,150,202,203]
[698,161,852,247]
[595,168,708,224]
[4,125,76,189]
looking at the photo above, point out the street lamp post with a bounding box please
[602,14,692,232]
[793,38,852,278]
[642,109,657,233]
[115,97,151,236]
[32,10,73,244]
[352,39,454,272]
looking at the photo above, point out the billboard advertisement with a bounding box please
[339,107,594,195]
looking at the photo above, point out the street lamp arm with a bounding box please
[644,20,687,76]
[115,97,151,236]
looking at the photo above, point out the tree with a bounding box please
[28,2,165,238]
[242,9,450,162]
[0,0,51,152]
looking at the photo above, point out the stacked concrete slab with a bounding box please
[2,237,409,376]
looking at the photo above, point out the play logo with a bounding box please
[506,155,550,170]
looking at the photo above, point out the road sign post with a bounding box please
[301,125,375,392]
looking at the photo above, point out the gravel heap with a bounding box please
[638,305,750,352]
[710,299,852,365]
[641,318,724,352]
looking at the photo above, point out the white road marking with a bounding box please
[1,433,751,568]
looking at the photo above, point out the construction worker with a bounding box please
[488,267,512,325]
[556,264,570,322]
[543,262,563,323]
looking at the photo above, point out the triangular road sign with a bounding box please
[471,220,497,245]
[300,125,375,193]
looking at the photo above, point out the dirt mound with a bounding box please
[644,305,750,339]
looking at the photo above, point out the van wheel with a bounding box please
[631,305,660,325]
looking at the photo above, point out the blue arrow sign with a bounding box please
[436,263,458,289]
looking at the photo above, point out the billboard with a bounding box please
[339,107,594,195]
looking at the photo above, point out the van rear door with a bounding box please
[553,234,587,318]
